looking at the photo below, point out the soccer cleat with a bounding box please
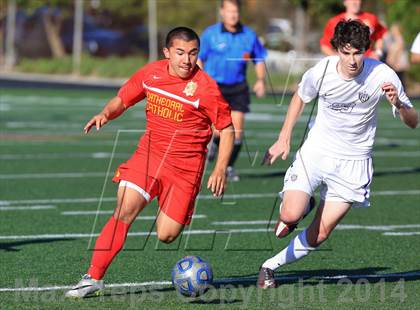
[274,196,316,239]
[257,266,276,289]
[65,274,104,298]
[226,166,240,182]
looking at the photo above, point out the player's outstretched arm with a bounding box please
[382,83,419,129]
[84,96,126,134]
[263,92,305,165]
[207,124,234,197]
[253,62,266,98]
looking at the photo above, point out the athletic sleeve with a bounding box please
[384,68,413,117]
[117,67,147,109]
[198,29,210,62]
[202,81,232,130]
[297,66,318,103]
[251,33,267,64]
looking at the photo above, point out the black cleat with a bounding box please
[257,266,276,289]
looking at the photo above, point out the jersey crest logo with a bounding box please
[358,91,370,103]
[183,81,197,97]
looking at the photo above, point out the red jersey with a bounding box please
[320,12,387,56]
[117,59,232,174]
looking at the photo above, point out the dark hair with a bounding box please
[165,27,200,48]
[221,0,241,9]
[331,20,371,52]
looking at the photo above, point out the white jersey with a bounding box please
[298,56,412,159]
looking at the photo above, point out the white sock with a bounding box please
[262,229,315,271]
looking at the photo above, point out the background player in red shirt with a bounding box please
[65,27,234,298]
[320,0,387,59]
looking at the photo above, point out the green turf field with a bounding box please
[0,87,419,309]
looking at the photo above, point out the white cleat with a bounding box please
[65,274,104,298]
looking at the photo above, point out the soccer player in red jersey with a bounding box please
[320,0,387,59]
[65,27,234,298]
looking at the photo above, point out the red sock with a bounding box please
[87,217,130,280]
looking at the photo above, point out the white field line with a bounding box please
[3,116,417,130]
[212,220,274,225]
[4,151,420,160]
[0,172,107,179]
[2,271,420,293]
[61,211,207,221]
[0,152,130,160]
[383,232,420,236]
[1,166,419,180]
[211,222,420,232]
[0,228,271,240]
[0,137,417,147]
[0,148,407,161]
[0,205,56,211]
[1,224,419,241]
[1,190,419,206]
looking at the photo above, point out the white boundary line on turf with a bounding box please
[383,232,420,236]
[1,190,419,206]
[0,228,271,240]
[0,165,420,180]
[1,224,420,241]
[2,271,420,292]
[210,222,420,231]
[61,211,207,220]
[1,166,419,179]
[0,205,56,211]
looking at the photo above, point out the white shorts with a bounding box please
[281,146,373,207]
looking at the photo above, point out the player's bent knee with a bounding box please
[114,206,137,224]
[280,209,301,224]
[157,232,178,244]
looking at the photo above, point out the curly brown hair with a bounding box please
[331,20,371,52]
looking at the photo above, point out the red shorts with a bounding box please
[112,149,204,225]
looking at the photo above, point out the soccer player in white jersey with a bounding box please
[257,20,418,289]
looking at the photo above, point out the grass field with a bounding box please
[0,87,419,309]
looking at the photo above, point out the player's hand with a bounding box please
[253,80,265,98]
[84,113,109,134]
[207,168,227,197]
[261,137,290,165]
[381,82,398,106]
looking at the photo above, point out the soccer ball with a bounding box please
[171,255,213,297]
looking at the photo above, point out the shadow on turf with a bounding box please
[85,268,420,301]
[0,238,75,252]
[212,267,420,287]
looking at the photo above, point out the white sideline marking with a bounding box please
[2,224,420,241]
[1,189,419,206]
[61,211,207,220]
[383,232,420,236]
[0,172,107,179]
[211,222,420,232]
[0,152,129,160]
[0,229,272,240]
[213,220,274,225]
[1,166,418,179]
[0,281,172,292]
[337,224,420,231]
[0,205,56,211]
[2,272,420,292]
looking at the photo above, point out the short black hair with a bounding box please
[331,20,371,52]
[221,0,241,9]
[165,27,200,48]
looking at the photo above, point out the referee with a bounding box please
[198,0,267,181]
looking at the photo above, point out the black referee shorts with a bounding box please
[218,81,251,113]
